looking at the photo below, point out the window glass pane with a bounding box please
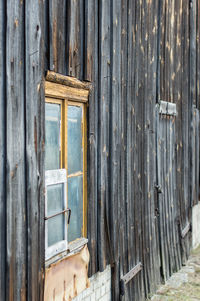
[67,106,82,174]
[45,103,61,170]
[48,215,64,247]
[68,175,83,242]
[47,184,64,216]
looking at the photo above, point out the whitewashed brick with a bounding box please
[107,269,111,281]
[101,284,106,297]
[93,278,100,290]
[99,295,107,301]
[90,292,95,301]
[101,273,106,285]
[95,287,101,300]
[72,265,111,301]
[105,280,111,293]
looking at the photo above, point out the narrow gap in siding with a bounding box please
[46,0,50,71]
[189,1,192,212]
[109,0,113,259]
[109,3,114,296]
[65,1,69,75]
[156,0,162,103]
[3,0,7,300]
[23,0,28,299]
[95,0,99,274]
[190,0,196,213]
[97,0,101,271]
[189,0,191,111]
[155,0,161,244]
[125,0,129,272]
[66,1,70,75]
[196,0,198,109]
[82,0,86,80]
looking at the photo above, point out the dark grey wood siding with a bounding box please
[0,1,200,300]
[156,110,182,281]
[0,1,6,300]
[0,1,45,300]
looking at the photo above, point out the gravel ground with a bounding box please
[148,246,200,301]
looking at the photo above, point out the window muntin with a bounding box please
[45,97,87,259]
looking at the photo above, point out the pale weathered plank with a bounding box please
[0,0,6,300]
[25,0,45,299]
[6,1,26,299]
[46,71,92,90]
[45,81,89,102]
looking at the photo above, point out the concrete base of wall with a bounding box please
[192,202,200,249]
[73,265,111,301]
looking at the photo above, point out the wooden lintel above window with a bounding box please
[45,81,89,103]
[45,71,92,102]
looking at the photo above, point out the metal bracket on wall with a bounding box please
[120,262,143,296]
[159,100,177,116]
[181,222,191,239]
[155,184,163,194]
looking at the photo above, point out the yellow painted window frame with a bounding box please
[45,72,90,242]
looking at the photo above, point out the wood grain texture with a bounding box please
[66,0,84,79]
[0,0,6,300]
[156,112,181,281]
[6,1,26,299]
[1,1,200,300]
[84,0,99,276]
[98,0,111,273]
[49,0,67,74]
[46,71,92,90]
[45,81,89,102]
[25,0,45,299]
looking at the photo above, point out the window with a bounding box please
[45,73,89,260]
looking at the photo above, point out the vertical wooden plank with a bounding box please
[181,0,190,263]
[120,0,129,299]
[67,0,84,79]
[191,106,197,206]
[196,0,200,109]
[191,107,200,206]
[126,0,135,298]
[145,0,161,294]
[0,0,6,300]
[98,0,111,272]
[189,0,196,107]
[6,1,26,299]
[84,0,99,276]
[156,112,182,281]
[189,0,197,213]
[49,0,67,74]
[195,109,199,204]
[110,0,121,298]
[25,0,45,300]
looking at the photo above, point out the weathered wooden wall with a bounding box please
[0,0,200,300]
[43,0,199,299]
[0,0,45,300]
[156,111,182,281]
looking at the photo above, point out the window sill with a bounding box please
[45,237,88,268]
